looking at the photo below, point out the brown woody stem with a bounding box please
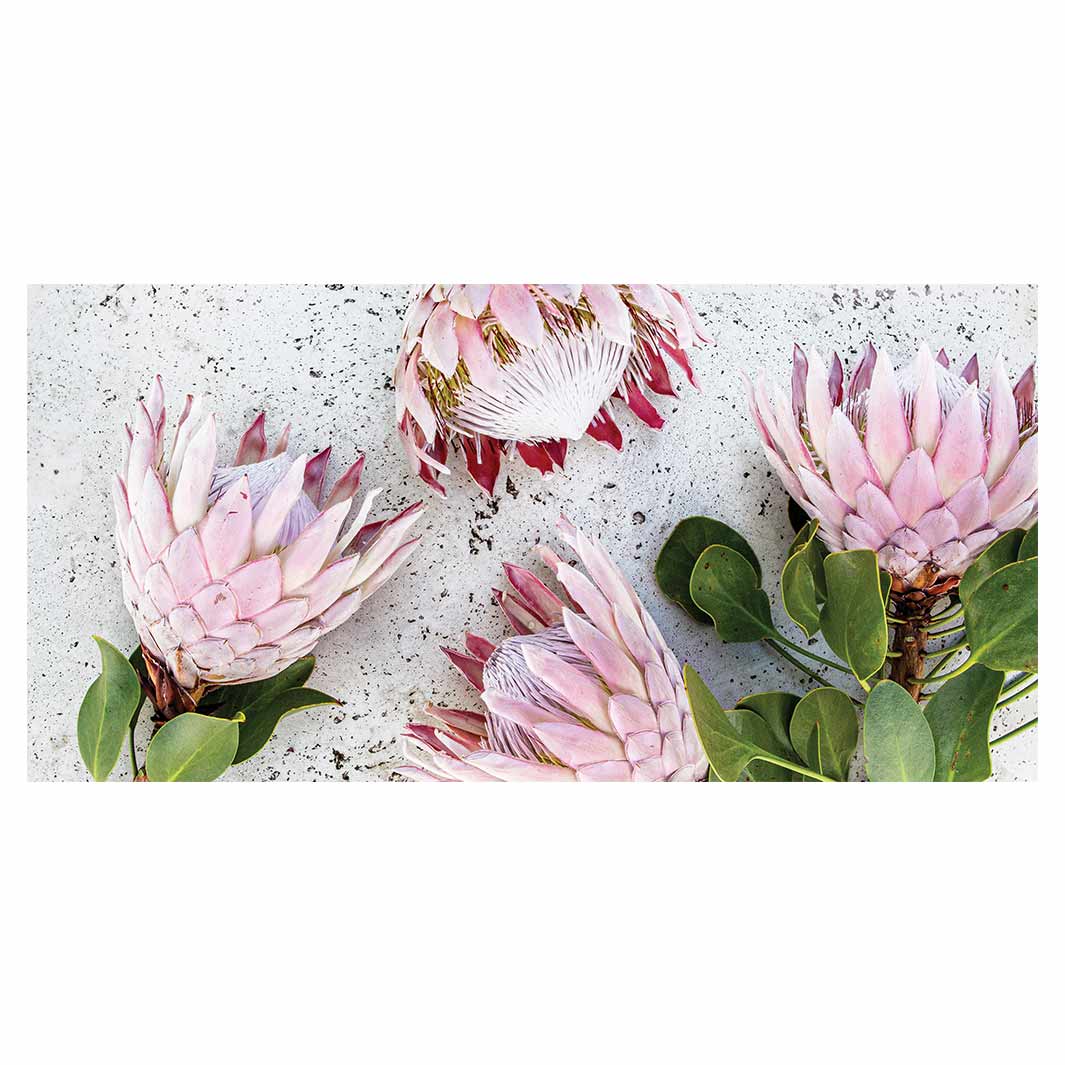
[889,608,930,700]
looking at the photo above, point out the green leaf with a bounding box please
[819,550,888,686]
[727,709,795,781]
[207,656,318,716]
[788,687,859,781]
[924,665,1005,782]
[1019,523,1038,561]
[656,518,762,621]
[233,687,340,764]
[684,665,758,781]
[77,637,144,782]
[735,691,800,755]
[781,520,826,638]
[689,545,776,642]
[879,569,892,606]
[862,681,936,782]
[958,529,1024,606]
[145,713,241,782]
[965,558,1038,673]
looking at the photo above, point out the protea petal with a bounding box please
[395,284,708,495]
[401,517,707,783]
[114,380,421,699]
[748,344,1037,593]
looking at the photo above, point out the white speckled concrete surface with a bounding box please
[27,284,1038,781]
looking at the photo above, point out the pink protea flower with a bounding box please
[395,284,710,496]
[747,342,1037,600]
[399,516,708,782]
[114,377,423,716]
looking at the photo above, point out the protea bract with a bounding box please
[399,516,708,781]
[747,342,1037,603]
[114,377,423,716]
[395,284,710,496]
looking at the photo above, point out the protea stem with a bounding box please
[889,606,930,700]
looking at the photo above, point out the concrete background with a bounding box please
[27,284,1038,781]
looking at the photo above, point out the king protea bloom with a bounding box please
[747,342,1037,600]
[395,284,711,496]
[399,516,708,781]
[114,377,423,716]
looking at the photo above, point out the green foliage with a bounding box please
[234,687,339,764]
[788,687,858,781]
[145,712,242,782]
[734,691,799,755]
[684,665,760,781]
[77,637,144,781]
[819,550,888,686]
[205,657,318,716]
[862,681,935,782]
[656,518,762,621]
[958,529,1024,606]
[924,665,1005,782]
[780,520,826,638]
[1019,523,1038,561]
[689,545,776,642]
[727,709,794,781]
[965,558,1038,673]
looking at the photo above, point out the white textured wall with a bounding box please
[27,284,1038,781]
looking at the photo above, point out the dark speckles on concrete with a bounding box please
[27,284,1037,781]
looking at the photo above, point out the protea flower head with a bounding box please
[395,284,711,496]
[747,342,1037,600]
[399,516,708,781]
[113,377,424,716]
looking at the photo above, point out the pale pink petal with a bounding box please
[279,498,352,594]
[803,347,834,458]
[888,449,944,527]
[914,506,961,549]
[531,720,626,768]
[933,386,988,497]
[489,285,544,348]
[985,356,1020,485]
[455,314,505,396]
[563,609,646,701]
[988,435,1037,522]
[864,348,912,485]
[252,455,308,556]
[911,343,943,453]
[582,285,632,346]
[945,476,990,536]
[825,409,881,506]
[854,482,903,540]
[199,474,252,577]
[171,414,217,531]
[421,303,459,377]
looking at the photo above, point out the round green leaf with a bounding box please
[735,691,800,754]
[781,520,825,638]
[656,518,762,621]
[727,709,795,781]
[788,687,859,781]
[684,665,755,781]
[966,557,1037,672]
[145,713,241,782]
[204,656,317,716]
[77,637,144,782]
[689,545,776,642]
[819,550,888,685]
[958,529,1024,606]
[924,665,1005,782]
[862,681,935,782]
[234,687,339,764]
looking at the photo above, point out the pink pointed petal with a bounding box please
[455,314,505,395]
[494,589,542,635]
[961,354,980,385]
[855,482,903,540]
[988,436,1038,522]
[300,447,330,508]
[933,387,987,497]
[427,705,488,738]
[842,514,883,549]
[607,694,658,739]
[465,633,496,661]
[828,353,844,406]
[824,409,881,507]
[189,582,239,631]
[531,721,626,769]
[235,412,267,465]
[521,644,612,732]
[621,386,664,430]
[985,356,1020,485]
[582,285,632,345]
[911,344,943,453]
[945,476,990,536]
[888,449,944,526]
[422,304,459,376]
[770,383,815,473]
[199,474,253,577]
[359,538,419,600]
[226,555,283,618]
[563,609,645,701]
[803,347,834,458]
[864,348,912,484]
[441,646,485,692]
[172,414,217,531]
[252,455,308,556]
[503,563,565,625]
[586,406,624,450]
[402,294,435,351]
[465,751,575,782]
[271,423,291,457]
[280,497,352,593]
[461,435,502,496]
[161,527,212,602]
[134,467,177,559]
[576,761,634,781]
[660,289,694,350]
[252,597,310,643]
[914,506,961,549]
[489,285,544,348]
[350,503,424,587]
[626,284,669,318]
[462,285,493,317]
[297,555,359,618]
[323,456,365,511]
[936,348,950,368]
[126,402,157,511]
[481,690,563,731]
[1013,364,1036,428]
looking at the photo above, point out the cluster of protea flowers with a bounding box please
[400,516,708,781]
[747,342,1037,604]
[395,284,711,496]
[113,377,423,716]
